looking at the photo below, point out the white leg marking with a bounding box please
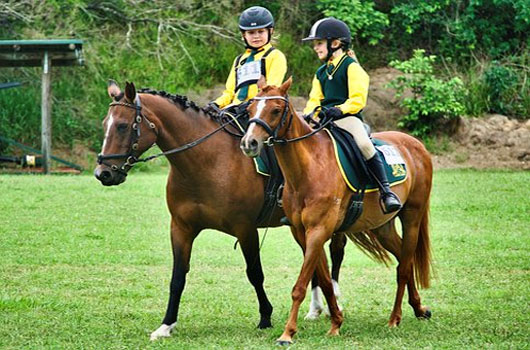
[305,286,324,320]
[332,279,341,298]
[150,322,177,340]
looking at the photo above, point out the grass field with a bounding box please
[0,169,528,349]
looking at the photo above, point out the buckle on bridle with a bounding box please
[264,136,275,146]
[124,156,136,167]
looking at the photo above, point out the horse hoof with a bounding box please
[304,309,322,320]
[327,328,340,336]
[388,318,401,328]
[257,319,272,329]
[418,308,432,320]
[276,339,293,346]
[150,322,176,340]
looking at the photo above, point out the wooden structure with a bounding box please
[0,39,84,173]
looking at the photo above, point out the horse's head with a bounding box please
[240,76,293,157]
[94,80,158,186]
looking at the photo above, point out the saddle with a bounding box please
[326,123,407,231]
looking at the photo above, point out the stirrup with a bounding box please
[380,192,402,214]
[279,216,291,226]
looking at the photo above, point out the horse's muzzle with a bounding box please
[94,165,127,186]
[240,136,261,158]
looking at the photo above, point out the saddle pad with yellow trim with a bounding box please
[324,129,407,192]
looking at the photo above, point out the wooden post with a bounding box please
[41,50,51,174]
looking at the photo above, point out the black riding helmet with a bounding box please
[239,6,274,48]
[302,17,351,61]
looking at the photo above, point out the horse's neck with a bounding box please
[143,95,228,176]
[275,109,323,185]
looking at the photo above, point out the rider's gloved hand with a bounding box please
[325,107,343,120]
[203,101,220,115]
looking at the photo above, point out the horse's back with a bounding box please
[372,131,433,177]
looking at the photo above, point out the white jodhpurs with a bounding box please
[335,116,376,160]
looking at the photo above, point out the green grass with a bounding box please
[0,169,528,349]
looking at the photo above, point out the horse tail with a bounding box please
[345,230,392,266]
[415,199,432,289]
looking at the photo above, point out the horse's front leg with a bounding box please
[151,219,197,340]
[277,226,339,345]
[237,227,273,329]
[314,249,343,335]
[306,233,347,320]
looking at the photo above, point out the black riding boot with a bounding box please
[366,153,402,213]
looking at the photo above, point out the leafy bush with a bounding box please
[316,0,389,46]
[389,50,466,138]
[482,61,530,118]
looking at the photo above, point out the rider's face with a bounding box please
[243,28,270,48]
[312,40,328,60]
[313,39,342,61]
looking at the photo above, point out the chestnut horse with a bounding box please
[241,77,433,345]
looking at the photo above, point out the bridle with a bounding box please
[97,96,248,174]
[97,97,157,174]
[248,95,292,145]
[248,95,334,145]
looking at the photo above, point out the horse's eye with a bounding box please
[272,107,281,115]
[116,123,128,132]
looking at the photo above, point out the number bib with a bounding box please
[376,145,405,165]
[236,60,262,89]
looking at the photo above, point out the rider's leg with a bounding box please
[335,117,402,213]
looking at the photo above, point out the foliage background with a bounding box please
[0,0,528,153]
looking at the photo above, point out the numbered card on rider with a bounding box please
[237,61,262,86]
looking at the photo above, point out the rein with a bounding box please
[97,97,245,172]
[248,96,333,146]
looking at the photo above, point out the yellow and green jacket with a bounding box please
[303,53,369,117]
[215,43,287,108]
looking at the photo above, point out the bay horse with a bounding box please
[94,81,348,340]
[95,81,285,340]
[241,77,433,345]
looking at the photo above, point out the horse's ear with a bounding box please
[107,79,121,99]
[124,81,136,102]
[257,75,267,90]
[279,76,293,94]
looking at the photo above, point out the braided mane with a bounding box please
[138,88,202,113]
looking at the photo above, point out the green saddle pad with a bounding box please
[255,157,269,176]
[324,129,407,192]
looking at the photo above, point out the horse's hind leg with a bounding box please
[237,227,273,329]
[383,198,431,327]
[151,220,198,340]
[372,219,430,326]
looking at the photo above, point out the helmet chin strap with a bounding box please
[325,39,341,62]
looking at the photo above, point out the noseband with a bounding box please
[97,98,157,174]
[248,95,292,145]
[248,95,334,145]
